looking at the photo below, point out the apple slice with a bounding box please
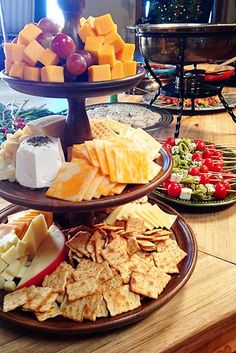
[17,225,66,289]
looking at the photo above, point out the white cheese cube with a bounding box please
[0,232,18,249]
[0,256,8,272]
[1,245,18,264]
[179,188,192,200]
[205,184,216,194]
[193,161,202,167]
[15,266,27,279]
[4,280,16,292]
[15,240,30,257]
[171,146,179,154]
[1,268,15,281]
[0,277,6,289]
[175,138,181,145]
[170,173,182,183]
[185,153,193,161]
[189,142,196,151]
[6,259,22,277]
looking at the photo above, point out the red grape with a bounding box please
[37,32,53,49]
[38,17,60,34]
[165,137,175,146]
[213,182,228,199]
[51,33,75,59]
[167,182,182,198]
[66,53,87,76]
[188,167,200,176]
[76,49,94,67]
[195,140,206,151]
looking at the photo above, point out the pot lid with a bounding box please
[136,23,236,34]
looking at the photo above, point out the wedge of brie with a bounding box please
[16,136,65,188]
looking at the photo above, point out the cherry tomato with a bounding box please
[211,175,223,184]
[192,151,203,161]
[212,150,223,159]
[202,149,213,159]
[200,174,210,185]
[165,137,175,146]
[213,182,228,199]
[200,165,209,173]
[195,140,206,151]
[167,182,182,198]
[212,164,224,173]
[220,180,231,191]
[188,167,200,176]
[203,158,214,170]
[163,143,172,152]
[162,180,171,189]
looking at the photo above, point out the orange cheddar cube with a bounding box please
[39,48,59,66]
[84,36,104,60]
[111,60,124,80]
[5,60,13,75]
[4,43,25,62]
[24,40,45,66]
[18,23,42,46]
[123,61,137,77]
[116,43,135,62]
[98,45,116,68]
[41,65,64,82]
[88,64,111,82]
[78,23,97,43]
[23,66,41,81]
[104,31,125,53]
[95,14,116,35]
[9,62,26,79]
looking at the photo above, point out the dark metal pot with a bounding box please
[136,23,236,65]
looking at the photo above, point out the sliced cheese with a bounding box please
[104,205,123,225]
[94,139,109,175]
[84,141,100,167]
[83,170,106,201]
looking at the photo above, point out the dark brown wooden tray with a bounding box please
[0,197,197,334]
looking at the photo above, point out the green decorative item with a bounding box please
[109,94,118,103]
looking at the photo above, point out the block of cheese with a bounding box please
[16,136,65,188]
[39,48,59,66]
[78,22,97,43]
[9,62,26,79]
[5,60,13,75]
[123,61,137,77]
[22,214,49,256]
[104,31,125,53]
[4,43,25,62]
[41,65,64,82]
[88,64,111,82]
[95,14,116,35]
[27,115,66,142]
[116,43,135,62]
[18,23,42,46]
[71,144,90,162]
[23,40,45,66]
[46,160,99,202]
[23,66,41,81]
[98,45,116,68]
[111,60,124,80]
[84,36,104,60]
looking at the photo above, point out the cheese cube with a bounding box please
[18,23,42,45]
[9,62,26,79]
[4,280,16,292]
[78,22,97,43]
[4,43,25,62]
[116,43,135,62]
[80,17,87,26]
[15,266,27,279]
[24,40,45,66]
[0,232,18,249]
[84,36,104,60]
[0,277,5,289]
[1,245,18,264]
[22,214,49,256]
[24,66,41,81]
[98,45,116,68]
[5,60,13,75]
[179,187,192,201]
[95,14,116,35]
[6,259,22,277]
[88,64,111,82]
[123,61,137,77]
[26,115,66,142]
[104,31,125,53]
[111,60,124,80]
[41,65,64,82]
[39,48,59,66]
[0,257,8,272]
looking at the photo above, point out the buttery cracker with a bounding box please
[67,277,98,301]
[96,297,109,318]
[25,287,53,312]
[83,292,103,321]
[99,261,114,283]
[42,268,71,294]
[130,270,159,299]
[3,287,28,312]
[100,273,123,293]
[126,237,140,256]
[153,252,179,274]
[35,303,61,322]
[60,297,87,322]
[73,259,103,281]
[101,235,129,268]
[126,216,145,233]
[37,292,58,313]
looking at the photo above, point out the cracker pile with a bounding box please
[3,216,187,323]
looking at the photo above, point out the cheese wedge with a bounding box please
[22,214,49,256]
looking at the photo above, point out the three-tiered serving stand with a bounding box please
[0,0,197,333]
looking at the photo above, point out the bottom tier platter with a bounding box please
[0,197,197,334]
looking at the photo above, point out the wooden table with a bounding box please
[0,87,236,353]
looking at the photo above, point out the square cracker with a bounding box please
[66,277,98,301]
[126,216,145,233]
[73,259,103,281]
[116,254,151,284]
[96,297,109,318]
[42,269,70,294]
[60,297,87,322]
[127,237,140,256]
[25,287,53,312]
[3,288,28,312]
[37,292,58,313]
[149,267,171,295]
[35,303,61,321]
[101,235,129,268]
[99,261,114,283]
[153,252,179,274]
[83,292,103,322]
[100,273,123,293]
[66,231,91,257]
[103,284,141,317]
[130,270,159,299]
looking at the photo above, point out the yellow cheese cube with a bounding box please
[80,17,87,26]
[18,23,42,45]
[4,43,25,62]
[5,60,13,75]
[88,64,111,82]
[86,16,96,29]
[123,61,137,77]
[23,66,41,81]
[9,62,26,79]
[24,40,45,66]
[111,60,124,80]
[39,48,59,66]
[84,36,104,60]
[95,14,116,35]
[104,31,125,53]
[78,22,97,43]
[98,45,116,68]
[41,65,64,82]
[116,43,135,62]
